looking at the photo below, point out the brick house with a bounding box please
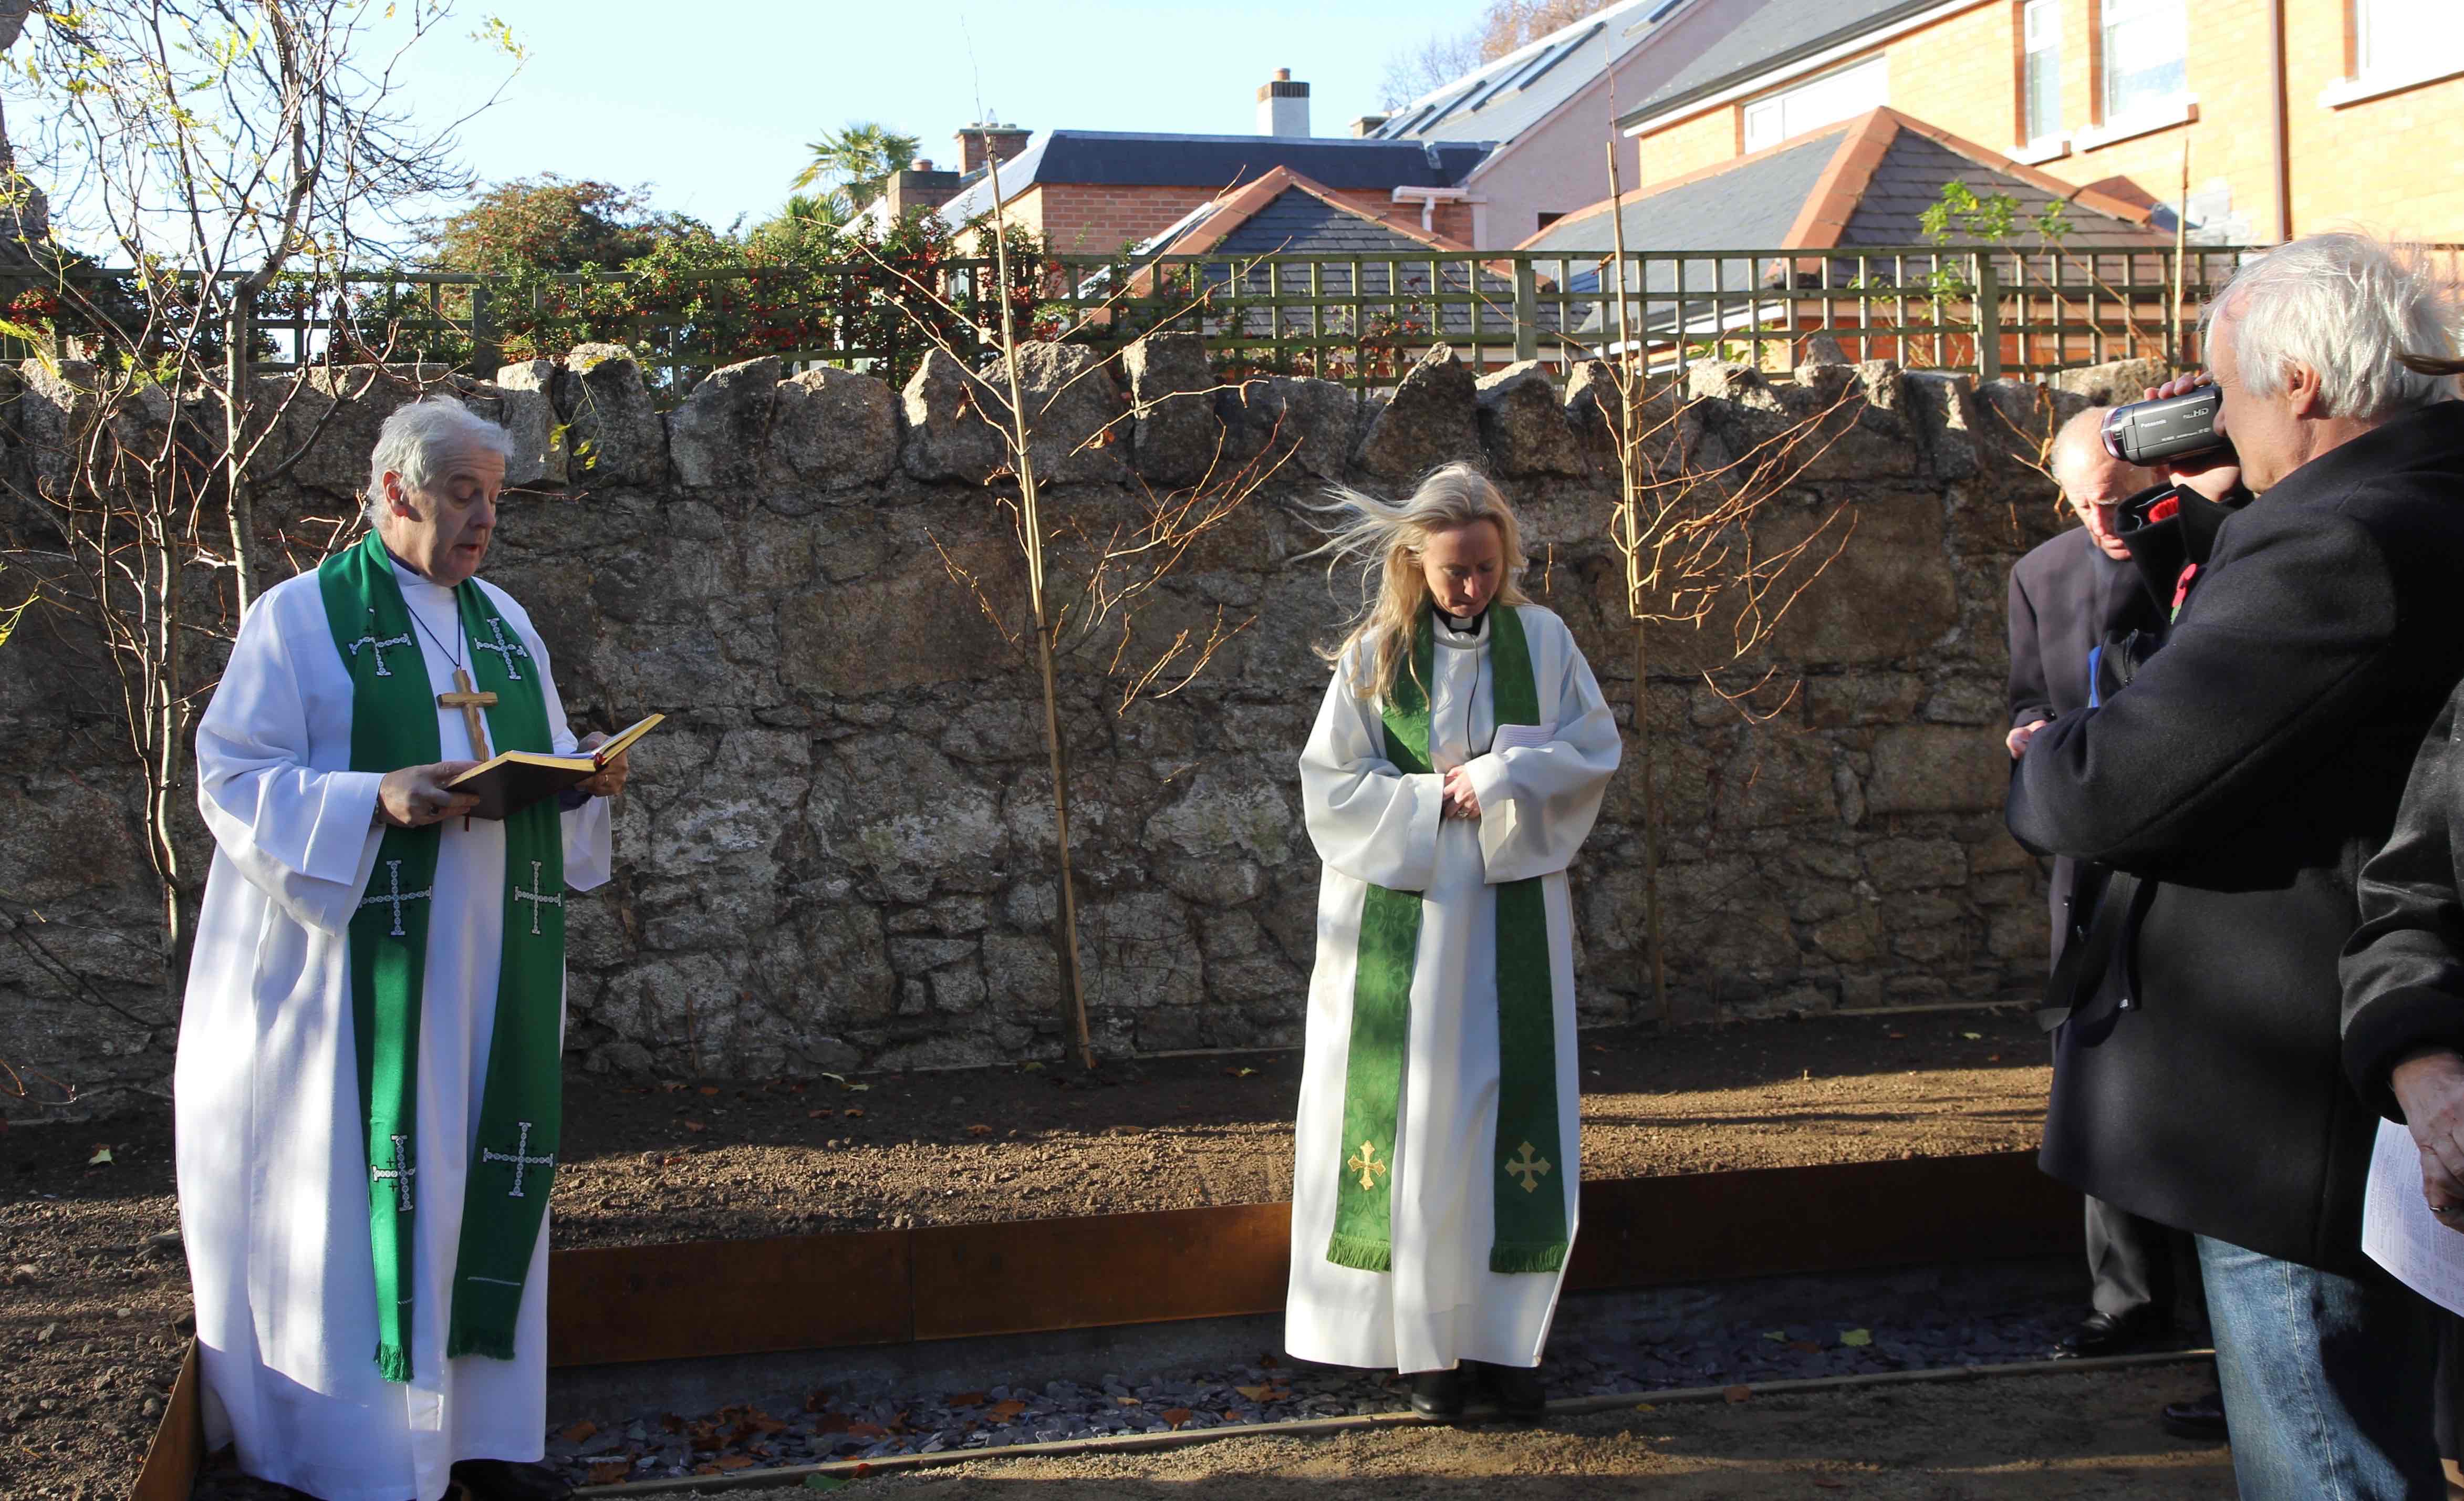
[1354,0,1766,247]
[1612,0,2464,245]
[1523,106,2171,366]
[861,87,1495,256]
[1110,165,1546,367]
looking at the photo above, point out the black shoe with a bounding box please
[1407,1368,1467,1421]
[2159,1390,2228,1443]
[449,1461,575,1501]
[2051,1309,2168,1359]
[1472,1360,1547,1421]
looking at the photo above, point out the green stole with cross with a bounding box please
[319,529,568,1381]
[1326,604,1572,1276]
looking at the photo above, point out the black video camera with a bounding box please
[2101,385,2230,467]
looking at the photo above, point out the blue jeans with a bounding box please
[2197,1235,2441,1500]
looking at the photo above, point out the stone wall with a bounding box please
[0,336,2094,1113]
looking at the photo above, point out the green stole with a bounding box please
[1326,604,1572,1276]
[319,530,569,1381]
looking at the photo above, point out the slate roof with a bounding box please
[1623,0,1941,125]
[1109,173,1560,345]
[1207,187,1452,256]
[1516,108,2167,337]
[1526,109,2163,257]
[932,130,1495,229]
[1370,0,1691,148]
[1525,127,1839,261]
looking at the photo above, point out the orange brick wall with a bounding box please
[1628,0,2464,243]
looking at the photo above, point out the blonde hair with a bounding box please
[1307,462,1532,704]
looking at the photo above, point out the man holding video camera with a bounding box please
[2009,233,2464,1499]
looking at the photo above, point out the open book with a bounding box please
[446,714,663,821]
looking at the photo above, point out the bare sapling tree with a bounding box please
[0,0,514,1019]
[1595,140,1875,1026]
[829,157,1288,1070]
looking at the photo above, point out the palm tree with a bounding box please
[791,122,921,214]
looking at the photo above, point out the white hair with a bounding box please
[2203,233,2461,421]
[365,398,518,524]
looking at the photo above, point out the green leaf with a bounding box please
[88,1146,113,1165]
[804,1477,852,1492]
[0,592,37,649]
[1760,1329,1787,1342]
[1839,1328,1873,1347]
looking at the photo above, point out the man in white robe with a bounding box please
[1285,595,1619,1409]
[176,399,626,1501]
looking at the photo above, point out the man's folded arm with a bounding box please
[2007,510,2399,868]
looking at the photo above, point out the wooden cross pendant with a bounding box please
[439,668,499,762]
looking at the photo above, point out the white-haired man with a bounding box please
[2010,233,2464,1497]
[176,398,629,1501]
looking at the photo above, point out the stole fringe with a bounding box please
[375,1343,411,1384]
[1325,1234,1394,1272]
[1488,1241,1568,1275]
[445,1328,519,1362]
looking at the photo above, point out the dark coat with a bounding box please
[2007,401,2464,1274]
[2005,526,2165,962]
[2343,671,2464,1115]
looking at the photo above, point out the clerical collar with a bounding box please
[1438,605,1489,636]
[381,543,447,592]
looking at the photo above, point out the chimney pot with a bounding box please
[1256,73,1311,137]
[954,123,1031,174]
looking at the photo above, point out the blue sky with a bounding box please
[402,1,1485,231]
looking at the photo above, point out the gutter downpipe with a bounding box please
[2268,0,2292,241]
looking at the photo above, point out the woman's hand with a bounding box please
[574,731,629,799]
[2008,720,2047,760]
[2390,1047,2464,1230]
[377,761,481,827]
[1440,764,1481,821]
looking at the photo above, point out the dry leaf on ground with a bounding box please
[1162,1407,1194,1428]
[1724,1385,1754,1404]
[559,1419,598,1444]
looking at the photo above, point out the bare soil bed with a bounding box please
[747,1366,2234,1500]
[0,1008,2052,1499]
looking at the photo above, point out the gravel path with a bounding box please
[527,1298,2163,1485]
[727,1367,2236,1500]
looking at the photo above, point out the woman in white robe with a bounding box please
[1284,463,1620,1421]
[176,400,620,1501]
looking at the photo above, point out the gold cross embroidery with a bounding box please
[1505,1141,1552,1193]
[1347,1140,1388,1192]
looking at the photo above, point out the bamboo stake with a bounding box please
[981,138,1097,1071]
[2172,139,2189,367]
[1604,139,1670,1029]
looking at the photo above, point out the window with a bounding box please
[2022,0,2062,144]
[2356,0,2464,80]
[1741,57,1887,152]
[2100,0,2187,123]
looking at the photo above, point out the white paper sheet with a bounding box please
[1492,721,1556,754]
[2363,1115,2464,1316]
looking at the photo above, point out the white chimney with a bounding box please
[1257,68,1311,138]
